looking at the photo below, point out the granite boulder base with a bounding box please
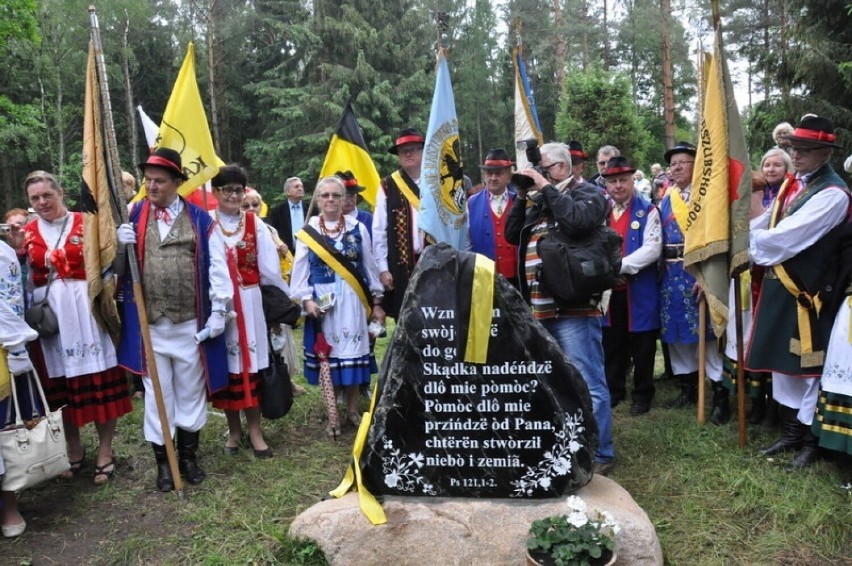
[360,244,597,498]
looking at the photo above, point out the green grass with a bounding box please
[4,330,850,565]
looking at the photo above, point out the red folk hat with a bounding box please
[601,156,637,178]
[138,147,188,180]
[388,128,426,154]
[479,148,515,170]
[335,170,365,194]
[780,115,842,149]
[567,140,588,162]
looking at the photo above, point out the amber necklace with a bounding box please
[319,214,345,237]
[217,210,245,237]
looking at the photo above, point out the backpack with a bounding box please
[535,223,623,304]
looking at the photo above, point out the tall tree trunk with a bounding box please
[602,0,609,70]
[660,0,675,149]
[552,0,565,93]
[762,0,770,102]
[122,14,139,166]
[55,78,65,177]
[779,0,790,102]
[207,0,222,156]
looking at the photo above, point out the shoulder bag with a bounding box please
[0,368,70,491]
[24,215,69,338]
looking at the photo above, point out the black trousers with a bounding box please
[602,289,658,405]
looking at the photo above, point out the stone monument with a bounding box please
[360,244,597,498]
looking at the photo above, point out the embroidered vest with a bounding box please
[24,213,86,286]
[235,213,260,287]
[143,209,198,323]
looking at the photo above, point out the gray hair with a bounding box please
[760,147,793,174]
[284,176,302,191]
[540,142,572,169]
[597,145,620,159]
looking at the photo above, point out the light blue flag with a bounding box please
[419,51,469,250]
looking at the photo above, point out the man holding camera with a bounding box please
[505,142,615,476]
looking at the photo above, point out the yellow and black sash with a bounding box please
[295,225,372,318]
[391,170,420,209]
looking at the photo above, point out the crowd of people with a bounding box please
[1,114,850,538]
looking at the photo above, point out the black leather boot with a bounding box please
[785,427,820,471]
[709,380,731,425]
[665,373,698,409]
[762,397,779,428]
[759,405,804,456]
[177,428,206,485]
[151,442,174,492]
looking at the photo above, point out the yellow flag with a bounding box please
[318,100,381,206]
[134,42,224,201]
[683,26,751,338]
[81,42,121,337]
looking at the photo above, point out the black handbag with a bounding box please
[260,285,302,327]
[259,350,294,420]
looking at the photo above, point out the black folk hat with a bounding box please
[780,115,842,149]
[664,141,697,165]
[480,148,515,170]
[601,156,637,178]
[567,140,588,162]
[388,128,425,154]
[138,147,188,180]
[335,170,365,194]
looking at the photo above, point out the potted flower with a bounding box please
[526,495,619,566]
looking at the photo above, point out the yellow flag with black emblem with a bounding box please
[133,43,224,201]
[419,50,469,250]
[319,100,381,206]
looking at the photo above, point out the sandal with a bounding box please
[93,458,115,485]
[326,424,341,439]
[347,412,362,428]
[60,449,86,479]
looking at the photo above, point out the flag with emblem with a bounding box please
[80,41,121,337]
[419,50,468,250]
[683,22,751,338]
[513,44,543,169]
[133,42,224,201]
[319,100,381,206]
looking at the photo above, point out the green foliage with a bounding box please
[555,67,654,167]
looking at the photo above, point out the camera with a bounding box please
[0,224,10,236]
[511,138,548,190]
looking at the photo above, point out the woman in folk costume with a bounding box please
[241,188,302,388]
[210,166,291,458]
[22,171,131,485]
[0,238,39,537]
[290,176,385,435]
[813,221,852,480]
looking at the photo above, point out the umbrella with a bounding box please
[313,317,341,438]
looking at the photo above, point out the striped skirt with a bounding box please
[210,372,261,411]
[42,365,132,427]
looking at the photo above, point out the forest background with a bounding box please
[0,0,850,211]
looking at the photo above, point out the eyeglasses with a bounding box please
[318,193,343,199]
[789,146,819,155]
[215,185,245,196]
[669,160,694,169]
[541,162,563,171]
[398,146,423,156]
[241,201,261,209]
[597,160,607,166]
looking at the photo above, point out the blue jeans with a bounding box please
[543,316,615,463]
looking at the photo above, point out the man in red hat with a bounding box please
[747,115,850,471]
[467,148,518,284]
[567,140,589,186]
[116,147,232,491]
[601,156,661,415]
[373,128,426,318]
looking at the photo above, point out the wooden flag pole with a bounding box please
[88,6,185,496]
[697,298,707,424]
[733,274,748,447]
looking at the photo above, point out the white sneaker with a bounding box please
[2,519,26,538]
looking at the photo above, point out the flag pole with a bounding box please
[697,299,706,424]
[88,5,185,496]
[733,274,747,447]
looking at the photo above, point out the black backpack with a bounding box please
[535,223,623,304]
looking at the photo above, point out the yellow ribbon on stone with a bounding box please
[464,254,495,363]
[330,380,386,525]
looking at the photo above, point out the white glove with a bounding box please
[6,346,34,376]
[203,311,227,339]
[117,223,136,245]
